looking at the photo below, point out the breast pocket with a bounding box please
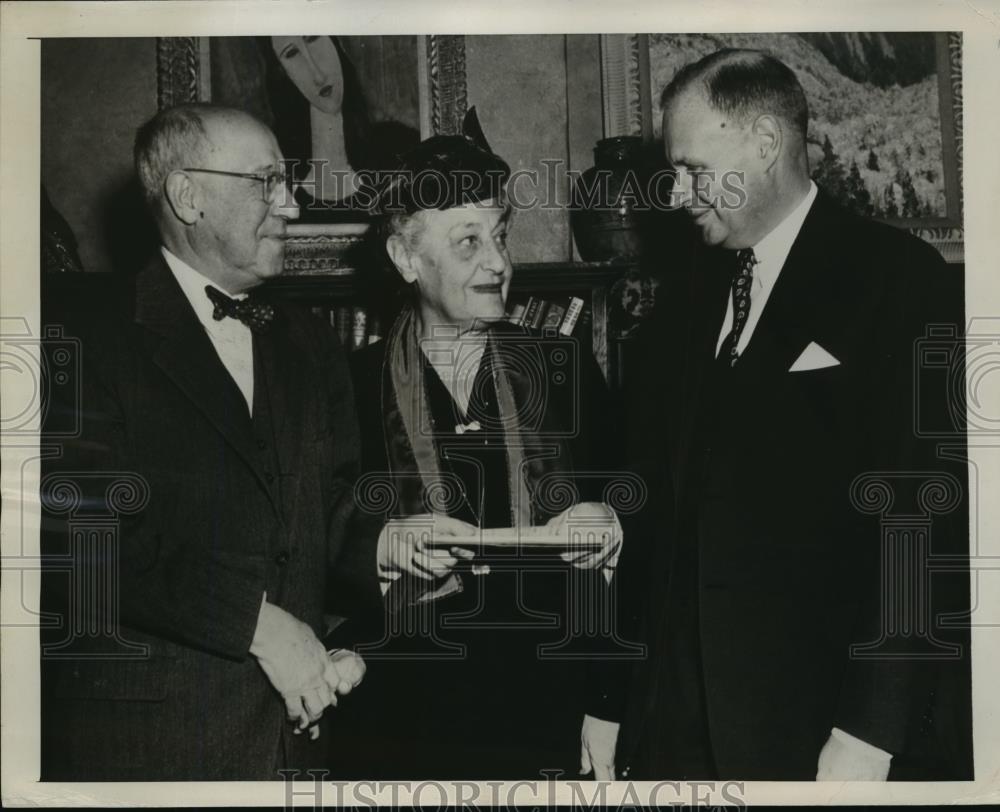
[788,364,846,399]
[780,363,854,451]
[787,361,848,389]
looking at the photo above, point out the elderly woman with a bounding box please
[329,112,626,780]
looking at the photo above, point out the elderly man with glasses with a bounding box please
[41,104,378,780]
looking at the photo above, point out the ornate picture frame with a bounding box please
[156,35,469,273]
[600,32,964,263]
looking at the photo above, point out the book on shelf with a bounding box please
[317,304,384,350]
[508,301,527,326]
[523,297,549,330]
[518,296,537,327]
[541,299,567,331]
[316,292,589,351]
[335,305,352,347]
[505,294,587,337]
[559,296,585,336]
[367,314,383,345]
[351,306,368,350]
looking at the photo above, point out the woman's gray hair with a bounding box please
[386,209,426,252]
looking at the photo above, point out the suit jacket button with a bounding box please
[257,438,268,450]
[275,550,290,565]
[264,471,274,484]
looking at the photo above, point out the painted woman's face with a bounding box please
[270,36,345,115]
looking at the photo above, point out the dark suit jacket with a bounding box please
[617,192,971,780]
[40,257,380,780]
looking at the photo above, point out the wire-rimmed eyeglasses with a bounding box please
[182,168,293,202]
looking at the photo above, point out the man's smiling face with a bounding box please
[193,115,298,292]
[663,89,765,250]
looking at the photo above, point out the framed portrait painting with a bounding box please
[156,34,470,272]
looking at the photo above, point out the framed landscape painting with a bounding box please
[601,32,964,262]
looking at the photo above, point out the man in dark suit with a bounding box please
[614,49,970,780]
[40,104,378,779]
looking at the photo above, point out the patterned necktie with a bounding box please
[717,248,757,367]
[205,285,275,332]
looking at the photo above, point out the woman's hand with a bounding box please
[548,502,623,571]
[378,513,477,580]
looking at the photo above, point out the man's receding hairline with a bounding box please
[198,114,285,177]
[662,85,727,126]
[663,82,790,135]
[198,108,269,145]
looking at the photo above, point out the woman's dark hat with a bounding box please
[366,107,510,216]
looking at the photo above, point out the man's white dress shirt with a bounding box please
[715,181,818,359]
[162,247,255,414]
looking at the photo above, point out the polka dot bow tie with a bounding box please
[205,285,275,332]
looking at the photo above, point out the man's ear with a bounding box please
[386,234,419,285]
[752,114,782,169]
[163,170,201,226]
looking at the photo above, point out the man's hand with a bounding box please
[816,730,891,781]
[378,513,477,580]
[324,648,366,696]
[550,502,622,572]
[250,600,339,739]
[580,714,620,780]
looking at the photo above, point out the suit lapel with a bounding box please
[674,249,732,489]
[671,194,844,485]
[134,257,275,503]
[737,193,844,376]
[253,313,307,518]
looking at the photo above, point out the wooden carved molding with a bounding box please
[156,37,201,110]
[907,31,963,262]
[600,34,644,138]
[283,231,365,275]
[427,35,468,135]
[910,227,964,264]
[946,31,963,216]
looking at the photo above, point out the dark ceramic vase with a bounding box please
[571,135,646,261]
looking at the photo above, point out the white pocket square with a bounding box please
[789,341,840,372]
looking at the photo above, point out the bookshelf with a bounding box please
[267,261,638,388]
[39,260,641,389]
